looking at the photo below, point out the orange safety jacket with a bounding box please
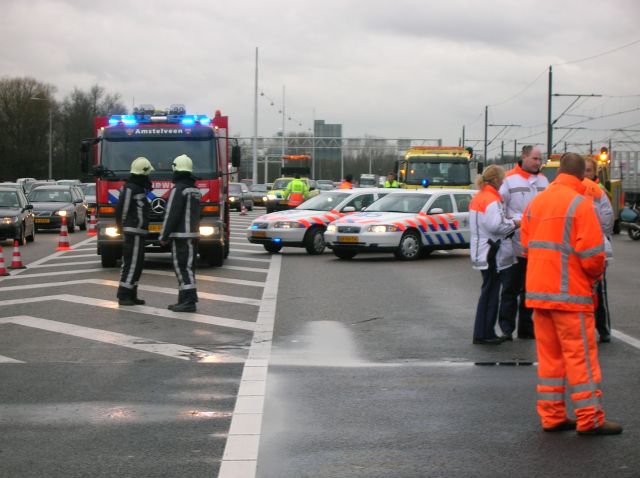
[521,173,605,311]
[339,181,353,189]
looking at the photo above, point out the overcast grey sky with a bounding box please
[2,0,640,154]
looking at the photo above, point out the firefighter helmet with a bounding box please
[130,157,154,175]
[172,154,193,172]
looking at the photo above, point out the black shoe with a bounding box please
[599,334,611,343]
[518,333,535,340]
[543,418,577,432]
[132,298,145,305]
[168,302,196,313]
[473,337,503,345]
[577,421,623,436]
[500,333,513,342]
[118,298,137,306]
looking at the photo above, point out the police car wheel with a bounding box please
[263,243,282,253]
[333,248,357,260]
[304,227,325,255]
[394,231,421,261]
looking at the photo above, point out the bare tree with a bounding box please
[0,76,57,180]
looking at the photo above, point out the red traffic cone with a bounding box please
[0,245,10,276]
[9,239,26,269]
[87,211,97,236]
[240,202,248,216]
[56,215,72,251]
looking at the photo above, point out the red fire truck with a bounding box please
[80,104,240,268]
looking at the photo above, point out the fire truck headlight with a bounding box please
[199,226,218,236]
[105,227,120,237]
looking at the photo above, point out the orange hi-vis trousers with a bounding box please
[534,309,605,432]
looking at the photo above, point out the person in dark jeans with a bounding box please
[469,165,519,345]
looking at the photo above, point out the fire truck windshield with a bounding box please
[101,138,217,178]
[406,158,470,186]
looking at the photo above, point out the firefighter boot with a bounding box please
[168,290,197,313]
[131,286,146,306]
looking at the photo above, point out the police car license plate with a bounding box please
[34,218,50,224]
[252,231,267,238]
[148,224,162,232]
[338,235,358,243]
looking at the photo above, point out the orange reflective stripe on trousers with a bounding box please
[534,309,605,431]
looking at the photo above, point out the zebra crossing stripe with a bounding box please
[0,315,244,363]
[0,279,262,307]
[0,295,256,331]
[0,354,24,363]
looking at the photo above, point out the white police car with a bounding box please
[324,188,475,260]
[246,188,392,254]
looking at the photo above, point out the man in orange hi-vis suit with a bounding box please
[521,152,622,435]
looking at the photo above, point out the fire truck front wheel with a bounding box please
[200,244,224,267]
[100,246,120,268]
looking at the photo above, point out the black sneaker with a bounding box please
[599,334,611,343]
[132,298,146,305]
[472,337,503,345]
[118,298,137,306]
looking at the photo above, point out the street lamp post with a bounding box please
[30,96,53,179]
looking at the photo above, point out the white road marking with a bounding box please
[0,315,243,363]
[218,253,281,478]
[0,237,96,282]
[1,269,104,280]
[142,269,265,287]
[612,329,640,350]
[0,279,261,307]
[48,253,97,259]
[221,265,268,273]
[227,255,271,263]
[0,295,256,331]
[0,354,24,364]
[29,260,101,269]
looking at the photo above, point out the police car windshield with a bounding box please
[101,138,216,178]
[297,191,351,211]
[366,193,431,213]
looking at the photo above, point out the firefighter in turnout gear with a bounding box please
[521,152,622,435]
[116,157,154,306]
[160,154,201,313]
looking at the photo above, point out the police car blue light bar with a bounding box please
[181,116,195,125]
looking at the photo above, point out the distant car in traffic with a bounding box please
[316,180,335,191]
[248,183,270,206]
[0,187,35,244]
[325,188,475,260]
[246,188,391,254]
[80,183,96,212]
[56,179,82,186]
[228,182,253,211]
[28,185,88,232]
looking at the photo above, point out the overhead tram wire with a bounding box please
[553,38,640,66]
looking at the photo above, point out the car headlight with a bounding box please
[273,221,305,229]
[55,210,68,217]
[199,226,218,236]
[267,194,277,200]
[326,225,337,232]
[229,197,236,202]
[262,196,268,201]
[2,216,18,224]
[105,226,120,237]
[367,225,399,233]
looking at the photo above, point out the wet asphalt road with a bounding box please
[1,215,639,477]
